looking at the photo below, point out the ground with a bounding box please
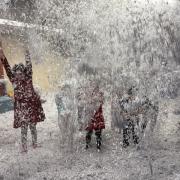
[0,94,180,180]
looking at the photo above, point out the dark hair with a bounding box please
[127,85,138,95]
[12,63,25,73]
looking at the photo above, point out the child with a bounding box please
[84,83,105,152]
[120,88,139,148]
[111,88,123,133]
[0,47,45,153]
[76,86,85,131]
[55,83,75,150]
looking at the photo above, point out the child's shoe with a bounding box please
[123,141,129,148]
[21,145,28,153]
[97,141,101,152]
[85,144,89,150]
[32,143,41,149]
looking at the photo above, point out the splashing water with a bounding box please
[0,0,180,149]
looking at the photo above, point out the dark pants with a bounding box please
[86,129,102,149]
[21,122,37,149]
[123,119,139,147]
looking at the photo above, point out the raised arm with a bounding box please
[25,49,32,77]
[0,48,14,82]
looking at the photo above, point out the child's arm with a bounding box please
[0,48,14,82]
[25,49,32,77]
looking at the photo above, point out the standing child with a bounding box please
[76,85,85,131]
[0,47,45,153]
[55,83,76,151]
[111,88,123,133]
[84,83,105,152]
[120,88,139,148]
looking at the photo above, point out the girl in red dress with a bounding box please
[0,47,45,153]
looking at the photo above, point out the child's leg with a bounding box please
[123,119,130,148]
[58,114,63,144]
[21,122,28,152]
[29,122,37,147]
[67,114,74,151]
[62,115,69,144]
[123,127,129,147]
[85,130,93,149]
[95,129,102,150]
[131,121,139,144]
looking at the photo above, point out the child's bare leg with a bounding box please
[21,122,28,152]
[29,122,37,147]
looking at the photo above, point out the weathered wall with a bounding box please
[1,36,65,93]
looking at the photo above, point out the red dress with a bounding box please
[85,104,105,131]
[1,57,45,128]
[85,91,105,131]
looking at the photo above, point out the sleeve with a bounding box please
[1,57,14,82]
[25,50,32,77]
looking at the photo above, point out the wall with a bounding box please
[1,36,65,94]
